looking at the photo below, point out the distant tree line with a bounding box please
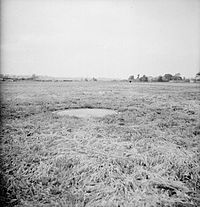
[0,74,99,82]
[1,73,199,83]
[0,74,39,81]
[128,72,200,83]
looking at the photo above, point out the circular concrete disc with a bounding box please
[53,108,117,118]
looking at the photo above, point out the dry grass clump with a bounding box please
[0,82,200,206]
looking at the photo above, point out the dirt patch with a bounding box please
[53,108,118,118]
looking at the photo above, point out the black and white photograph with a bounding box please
[0,0,200,206]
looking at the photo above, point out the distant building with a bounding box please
[195,73,200,82]
[147,76,153,82]
[190,79,196,83]
[151,77,160,82]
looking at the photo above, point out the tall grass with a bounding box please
[0,81,199,206]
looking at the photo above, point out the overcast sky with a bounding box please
[1,0,200,78]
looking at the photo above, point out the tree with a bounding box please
[139,75,148,82]
[163,74,173,81]
[157,76,163,82]
[128,75,134,82]
[172,73,182,80]
[92,77,97,81]
[175,73,181,77]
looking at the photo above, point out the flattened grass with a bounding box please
[0,82,200,206]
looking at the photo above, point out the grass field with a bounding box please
[0,81,200,207]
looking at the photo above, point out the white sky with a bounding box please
[1,0,200,78]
